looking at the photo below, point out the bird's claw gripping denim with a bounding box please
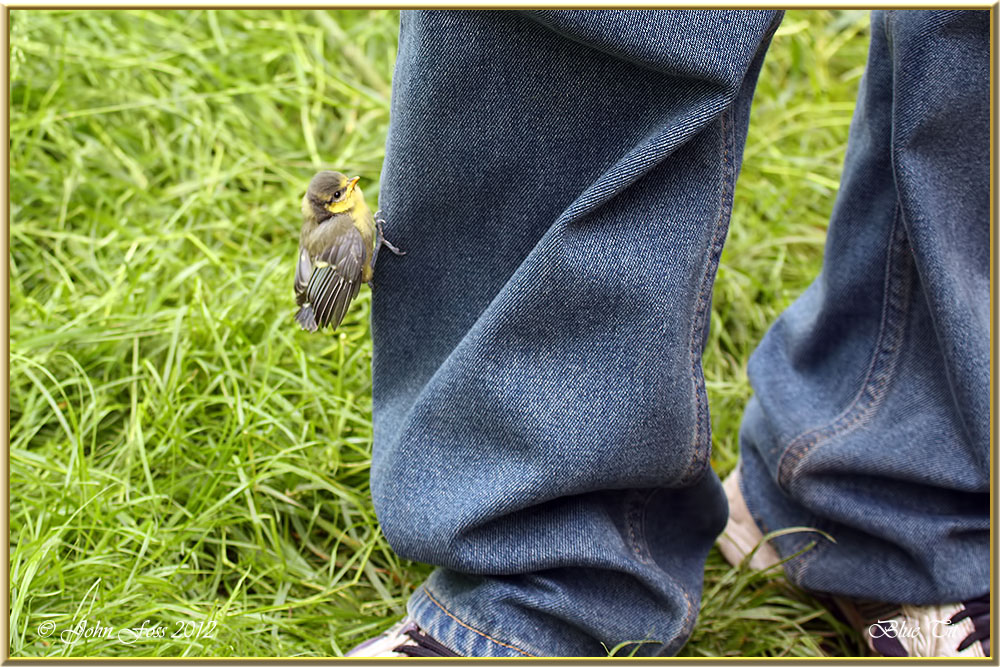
[370,10,989,657]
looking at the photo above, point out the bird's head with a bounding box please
[302,170,362,222]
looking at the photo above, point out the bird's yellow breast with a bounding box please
[335,187,374,236]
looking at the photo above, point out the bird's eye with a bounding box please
[333,190,342,199]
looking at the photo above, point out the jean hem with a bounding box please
[407,582,539,658]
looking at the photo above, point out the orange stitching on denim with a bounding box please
[422,586,536,657]
[678,584,697,648]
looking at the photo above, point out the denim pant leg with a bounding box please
[740,10,989,605]
[371,10,782,657]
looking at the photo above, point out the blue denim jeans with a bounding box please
[370,10,989,657]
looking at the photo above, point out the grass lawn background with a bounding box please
[11,9,871,657]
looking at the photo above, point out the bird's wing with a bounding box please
[305,228,364,330]
[294,246,312,306]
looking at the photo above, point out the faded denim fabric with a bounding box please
[739,10,990,606]
[370,9,989,657]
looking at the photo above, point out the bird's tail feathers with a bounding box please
[295,305,319,332]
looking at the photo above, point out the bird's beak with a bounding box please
[347,176,360,191]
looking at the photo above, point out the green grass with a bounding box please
[11,9,871,657]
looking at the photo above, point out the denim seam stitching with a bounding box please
[672,584,698,656]
[638,488,697,656]
[626,489,655,565]
[774,204,914,581]
[421,584,537,657]
[681,108,733,487]
[775,203,912,488]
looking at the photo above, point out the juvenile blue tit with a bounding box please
[294,171,404,332]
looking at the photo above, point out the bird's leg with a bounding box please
[371,210,406,272]
[368,210,406,290]
[380,232,406,256]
